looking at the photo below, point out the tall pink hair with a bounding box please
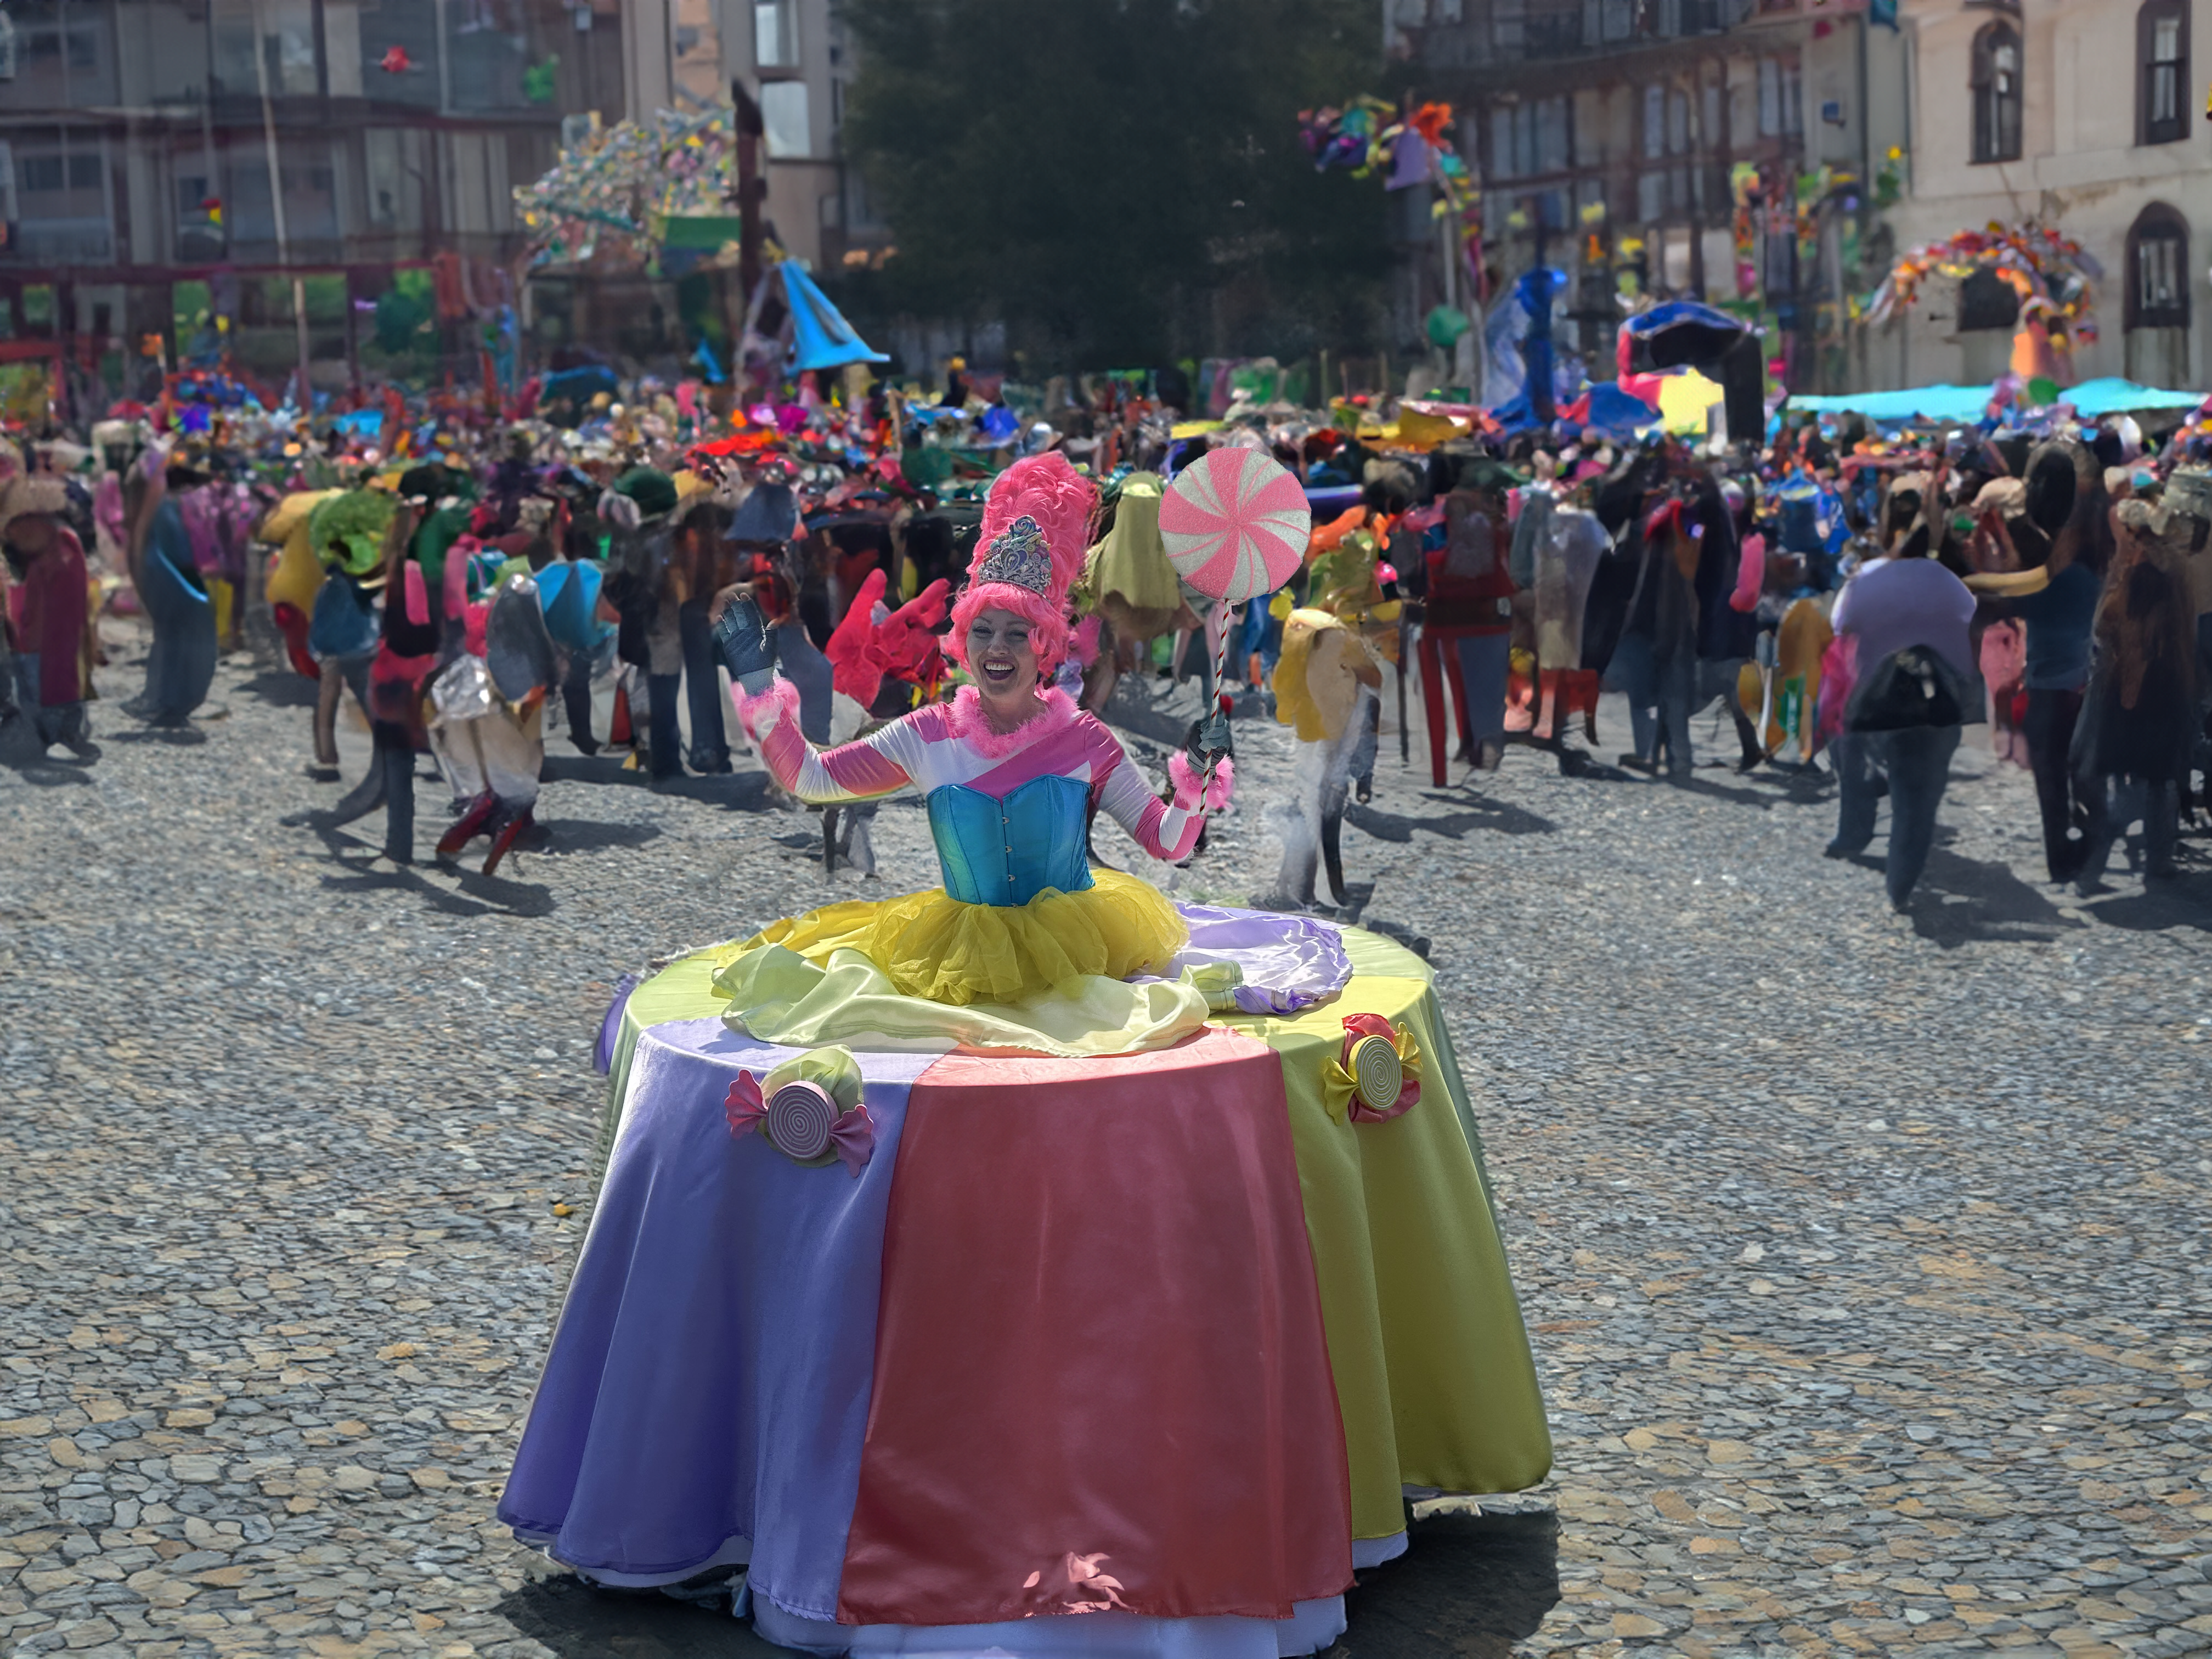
[948,452,1098,674]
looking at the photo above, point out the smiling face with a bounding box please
[963,606,1040,710]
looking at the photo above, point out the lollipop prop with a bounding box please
[1158,448,1311,811]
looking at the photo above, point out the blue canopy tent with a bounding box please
[781,260,889,374]
[1785,377,2203,425]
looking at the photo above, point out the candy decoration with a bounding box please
[827,1104,876,1178]
[766,1079,837,1161]
[1159,448,1310,605]
[1319,1014,1424,1126]
[1346,1034,1403,1116]
[725,1070,769,1139]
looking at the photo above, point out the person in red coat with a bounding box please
[1,471,96,760]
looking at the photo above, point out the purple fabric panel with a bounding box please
[498,1018,940,1620]
[1166,904,1354,1014]
[592,973,641,1076]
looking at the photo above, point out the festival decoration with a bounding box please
[514,103,741,271]
[1866,223,2101,344]
[1298,98,1485,300]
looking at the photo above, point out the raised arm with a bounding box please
[735,677,916,806]
[1090,726,1233,864]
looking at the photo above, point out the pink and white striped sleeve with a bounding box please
[1088,724,1233,863]
[733,678,916,805]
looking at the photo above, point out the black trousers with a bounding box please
[2022,687,2086,882]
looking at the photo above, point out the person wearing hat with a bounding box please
[121,449,219,729]
[2070,498,2198,890]
[0,470,96,759]
[601,466,688,781]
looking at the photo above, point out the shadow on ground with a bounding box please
[493,1576,779,1657]
[1348,793,1558,841]
[1343,1506,1562,1657]
[490,1506,1560,1658]
[238,669,321,709]
[543,752,775,811]
[1906,847,2086,949]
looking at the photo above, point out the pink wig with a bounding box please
[947,453,1098,674]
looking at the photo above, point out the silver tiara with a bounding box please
[972,515,1053,596]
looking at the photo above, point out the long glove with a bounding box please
[713,593,777,696]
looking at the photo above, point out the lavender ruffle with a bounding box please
[1164,904,1352,1015]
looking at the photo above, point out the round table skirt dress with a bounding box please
[501,909,1550,1657]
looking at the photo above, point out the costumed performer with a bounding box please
[715,452,1232,1008]
[122,447,218,729]
[0,471,97,759]
[428,530,560,875]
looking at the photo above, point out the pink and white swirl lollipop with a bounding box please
[1159,448,1311,607]
[1158,448,1311,800]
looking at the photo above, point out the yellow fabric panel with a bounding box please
[1222,964,1551,1536]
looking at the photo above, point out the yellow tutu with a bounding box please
[738,868,1189,1007]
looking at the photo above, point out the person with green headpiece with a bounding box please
[305,486,397,821]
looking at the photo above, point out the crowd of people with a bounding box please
[2,365,2206,911]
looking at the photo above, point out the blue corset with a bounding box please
[927,776,1094,906]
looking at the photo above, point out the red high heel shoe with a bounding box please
[436,791,498,860]
[481,805,535,877]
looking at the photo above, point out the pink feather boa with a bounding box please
[732,674,800,737]
[943,684,1077,758]
[1167,751,1235,811]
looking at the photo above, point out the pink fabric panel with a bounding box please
[838,1028,1352,1628]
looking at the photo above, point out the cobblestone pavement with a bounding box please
[4,626,2210,1659]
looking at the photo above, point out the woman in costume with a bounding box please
[713,453,1229,1006]
[503,452,1549,1659]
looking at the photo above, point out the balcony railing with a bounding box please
[1474,0,1752,64]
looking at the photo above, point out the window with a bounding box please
[2127,204,2189,329]
[1757,58,1801,137]
[754,0,798,69]
[1971,22,2022,164]
[761,79,809,158]
[1643,85,1666,157]
[2139,1,2188,146]
[1491,98,1570,179]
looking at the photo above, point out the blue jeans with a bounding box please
[678,599,729,769]
[1833,724,1960,906]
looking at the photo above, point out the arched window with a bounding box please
[1971,22,2023,165]
[2138,0,2189,146]
[2126,204,2190,331]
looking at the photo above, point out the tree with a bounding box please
[838,0,1391,373]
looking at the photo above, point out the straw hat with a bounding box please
[0,472,70,544]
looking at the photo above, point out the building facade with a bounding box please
[1397,0,1899,388]
[0,0,629,404]
[1876,0,2212,393]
